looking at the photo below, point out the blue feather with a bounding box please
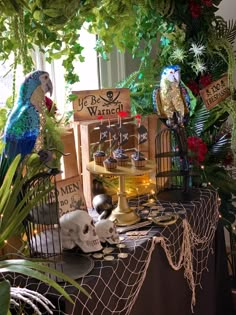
[0,70,51,184]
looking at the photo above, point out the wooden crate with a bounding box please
[59,115,160,208]
[76,115,159,208]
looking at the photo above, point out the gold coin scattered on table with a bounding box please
[149,210,159,217]
[140,209,149,214]
[178,210,186,214]
[150,205,160,210]
[118,253,128,259]
[92,253,103,259]
[142,203,153,207]
[103,247,114,254]
[116,243,126,248]
[104,255,115,261]
[136,206,144,211]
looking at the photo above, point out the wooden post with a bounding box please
[60,128,79,180]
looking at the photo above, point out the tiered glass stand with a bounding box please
[86,160,156,226]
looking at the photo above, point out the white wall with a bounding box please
[218,0,236,21]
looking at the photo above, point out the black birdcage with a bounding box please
[23,169,62,260]
[23,168,95,280]
[155,127,198,201]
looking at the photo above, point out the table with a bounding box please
[86,160,156,226]
[4,188,234,315]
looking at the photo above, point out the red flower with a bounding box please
[45,96,57,112]
[222,151,234,167]
[118,111,128,118]
[202,0,213,7]
[187,79,200,96]
[189,1,201,18]
[187,136,208,164]
[134,114,142,124]
[97,115,103,120]
[199,73,212,88]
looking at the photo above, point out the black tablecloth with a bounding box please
[3,188,235,315]
[131,220,234,315]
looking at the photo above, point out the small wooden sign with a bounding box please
[72,88,131,121]
[55,176,87,217]
[200,75,230,110]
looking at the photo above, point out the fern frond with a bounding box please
[155,0,175,17]
[214,16,236,45]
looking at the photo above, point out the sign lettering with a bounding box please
[55,176,87,217]
[200,75,231,110]
[72,88,131,121]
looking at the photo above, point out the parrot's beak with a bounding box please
[42,78,53,96]
[47,79,53,96]
[174,71,180,83]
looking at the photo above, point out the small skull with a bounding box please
[95,219,120,244]
[60,210,102,253]
[107,90,113,100]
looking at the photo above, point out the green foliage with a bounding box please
[117,60,158,116]
[0,280,10,315]
[2,0,226,85]
[0,152,89,314]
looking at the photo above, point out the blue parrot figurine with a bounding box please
[153,65,191,192]
[0,70,53,184]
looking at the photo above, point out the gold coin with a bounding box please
[118,253,128,259]
[92,253,103,259]
[116,243,126,248]
[103,247,114,254]
[149,210,159,217]
[104,255,115,261]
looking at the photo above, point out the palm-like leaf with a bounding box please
[0,154,89,314]
[206,133,231,164]
[214,16,236,45]
[188,104,210,136]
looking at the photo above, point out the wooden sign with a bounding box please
[72,88,131,121]
[55,176,87,217]
[200,75,230,110]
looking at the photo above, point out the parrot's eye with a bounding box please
[44,75,48,79]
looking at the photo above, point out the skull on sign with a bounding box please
[60,210,102,253]
[95,219,120,244]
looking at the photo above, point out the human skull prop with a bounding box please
[95,219,120,244]
[60,210,102,253]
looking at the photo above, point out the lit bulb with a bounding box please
[201,165,205,170]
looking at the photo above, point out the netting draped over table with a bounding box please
[2,188,219,315]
